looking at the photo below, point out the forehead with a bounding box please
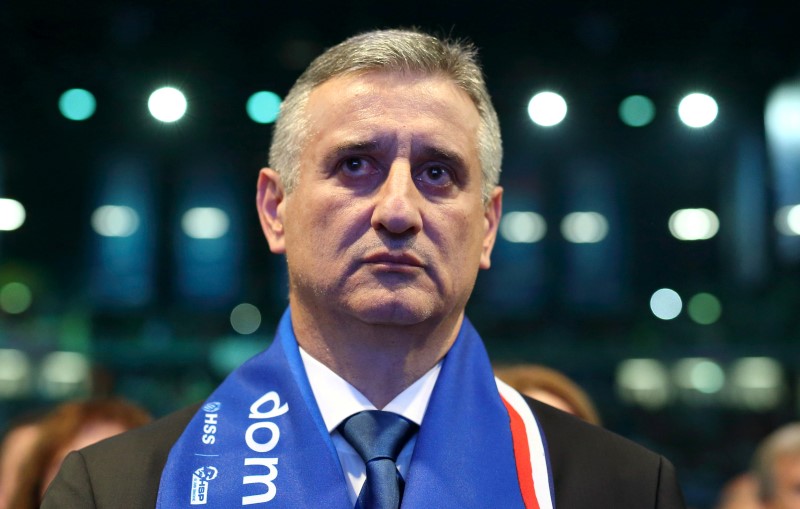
[302,70,481,161]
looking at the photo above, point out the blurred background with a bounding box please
[1,1,800,506]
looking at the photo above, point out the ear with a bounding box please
[479,186,503,270]
[256,168,286,254]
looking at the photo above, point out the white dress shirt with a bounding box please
[299,347,441,505]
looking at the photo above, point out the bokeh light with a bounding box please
[499,211,547,243]
[650,288,682,320]
[58,88,97,121]
[616,359,671,410]
[0,349,32,399]
[765,82,800,146]
[230,303,262,335]
[181,207,229,239]
[0,198,26,231]
[38,351,92,399]
[774,204,800,236]
[687,293,722,325]
[527,91,567,127]
[209,338,267,377]
[0,282,32,314]
[148,86,187,122]
[674,358,725,394]
[668,208,719,240]
[91,205,140,237]
[678,93,718,128]
[619,95,655,127]
[729,357,784,411]
[560,212,608,243]
[246,91,282,124]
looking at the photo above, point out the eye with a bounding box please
[416,165,454,187]
[338,157,376,177]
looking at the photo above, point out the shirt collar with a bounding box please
[299,346,441,433]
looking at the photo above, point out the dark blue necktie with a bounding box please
[339,410,418,509]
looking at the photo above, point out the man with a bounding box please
[751,423,800,509]
[43,29,685,508]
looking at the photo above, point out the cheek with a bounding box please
[285,191,331,236]
[431,208,485,265]
[285,195,364,255]
[456,208,490,255]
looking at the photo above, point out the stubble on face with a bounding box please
[280,70,495,332]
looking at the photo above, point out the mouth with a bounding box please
[362,252,425,270]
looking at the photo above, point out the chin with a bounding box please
[348,299,436,327]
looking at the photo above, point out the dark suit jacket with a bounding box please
[42,399,685,508]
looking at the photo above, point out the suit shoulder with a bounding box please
[82,402,200,464]
[76,403,200,507]
[531,398,661,465]
[528,398,684,508]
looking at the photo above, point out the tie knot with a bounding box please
[339,410,418,463]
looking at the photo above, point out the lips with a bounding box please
[362,252,424,268]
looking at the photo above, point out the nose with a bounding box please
[370,161,423,236]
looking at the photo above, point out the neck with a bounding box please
[290,301,463,409]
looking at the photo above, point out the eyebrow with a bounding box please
[415,145,468,170]
[330,140,382,157]
[322,139,469,171]
[319,140,382,168]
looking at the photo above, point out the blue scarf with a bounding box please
[157,308,554,508]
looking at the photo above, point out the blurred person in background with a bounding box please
[750,422,800,509]
[10,397,150,509]
[494,364,602,426]
[0,412,45,509]
[715,473,760,509]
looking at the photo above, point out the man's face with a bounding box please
[258,70,502,327]
[766,454,800,509]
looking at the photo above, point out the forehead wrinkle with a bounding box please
[312,70,476,126]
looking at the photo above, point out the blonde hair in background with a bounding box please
[751,422,800,502]
[494,364,602,426]
[9,398,152,509]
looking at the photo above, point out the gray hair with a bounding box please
[268,28,502,202]
[752,422,800,501]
